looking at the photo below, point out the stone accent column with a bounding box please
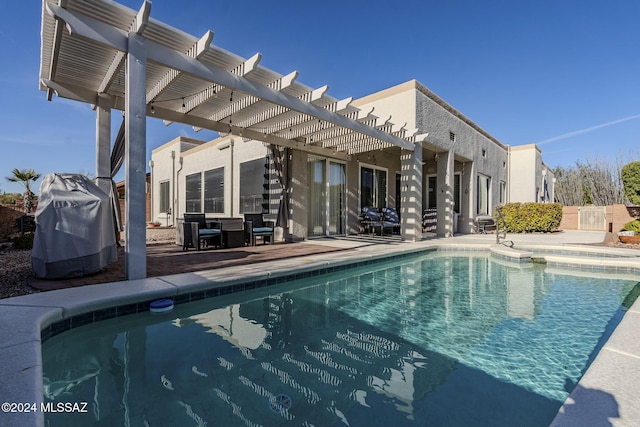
[288,149,307,241]
[436,150,454,237]
[459,161,474,233]
[400,143,423,241]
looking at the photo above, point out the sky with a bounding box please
[1,0,639,195]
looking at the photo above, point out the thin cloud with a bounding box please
[534,114,640,146]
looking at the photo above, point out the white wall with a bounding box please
[150,136,205,225]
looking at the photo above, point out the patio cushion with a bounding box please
[362,206,380,222]
[382,207,400,224]
[199,229,221,236]
[252,227,273,235]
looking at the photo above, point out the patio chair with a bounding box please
[382,207,401,235]
[244,213,274,246]
[182,213,221,251]
[474,215,497,234]
[361,206,384,236]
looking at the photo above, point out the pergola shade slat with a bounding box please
[41,0,420,155]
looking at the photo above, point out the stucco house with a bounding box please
[150,80,554,241]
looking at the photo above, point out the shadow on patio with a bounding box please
[28,240,358,292]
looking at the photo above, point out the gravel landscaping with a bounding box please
[0,227,176,299]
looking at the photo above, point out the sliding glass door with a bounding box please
[477,174,490,215]
[307,157,346,237]
[360,166,387,209]
[328,162,345,235]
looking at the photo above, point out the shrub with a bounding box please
[12,232,34,250]
[622,219,640,234]
[621,161,640,206]
[495,202,562,233]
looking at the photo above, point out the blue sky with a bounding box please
[1,0,639,194]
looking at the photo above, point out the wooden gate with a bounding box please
[578,206,607,231]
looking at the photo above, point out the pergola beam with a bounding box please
[230,71,299,128]
[97,1,150,94]
[146,31,214,106]
[150,104,350,160]
[46,0,68,101]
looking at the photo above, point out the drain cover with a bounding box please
[269,394,292,413]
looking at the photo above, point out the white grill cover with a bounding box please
[32,173,117,279]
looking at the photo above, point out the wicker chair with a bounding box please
[182,213,221,250]
[244,214,275,245]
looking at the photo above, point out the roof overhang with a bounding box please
[40,0,427,159]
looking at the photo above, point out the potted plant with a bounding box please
[618,220,640,244]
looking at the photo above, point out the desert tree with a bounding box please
[5,168,41,214]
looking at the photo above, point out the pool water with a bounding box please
[42,252,639,426]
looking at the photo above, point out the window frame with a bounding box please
[239,158,269,214]
[359,164,388,210]
[476,173,491,215]
[203,167,224,214]
[159,180,170,214]
[185,172,202,213]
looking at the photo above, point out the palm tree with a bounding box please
[6,168,41,214]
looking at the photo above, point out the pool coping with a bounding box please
[1,240,639,426]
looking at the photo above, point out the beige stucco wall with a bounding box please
[508,144,555,203]
[150,136,206,225]
[509,144,538,202]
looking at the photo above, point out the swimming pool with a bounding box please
[41,252,639,426]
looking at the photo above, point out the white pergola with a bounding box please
[40,0,426,279]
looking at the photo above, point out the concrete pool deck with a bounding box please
[1,230,639,426]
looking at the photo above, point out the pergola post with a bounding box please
[95,95,112,195]
[124,33,147,280]
[400,143,423,241]
[436,150,455,237]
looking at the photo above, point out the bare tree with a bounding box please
[579,156,627,206]
[554,155,629,206]
[553,166,585,206]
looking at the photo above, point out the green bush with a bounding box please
[621,161,640,206]
[622,220,640,234]
[495,202,562,233]
[12,232,34,250]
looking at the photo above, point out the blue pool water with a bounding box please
[41,252,639,426]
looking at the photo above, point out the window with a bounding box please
[427,175,437,209]
[427,174,460,212]
[240,158,269,214]
[449,131,456,142]
[204,167,224,213]
[360,166,387,209]
[454,173,461,214]
[499,181,506,205]
[476,174,490,215]
[185,172,201,213]
[159,180,170,214]
[481,149,487,158]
